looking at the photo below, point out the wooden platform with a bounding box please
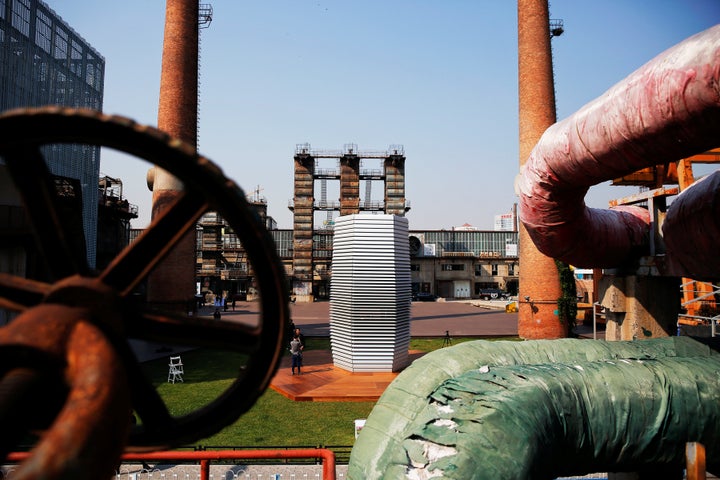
[270,350,425,402]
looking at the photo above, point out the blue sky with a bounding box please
[54,1,720,230]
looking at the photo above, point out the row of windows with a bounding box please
[199,215,519,263]
[265,230,519,258]
[412,263,516,275]
[422,230,516,256]
[262,229,521,261]
[2,0,104,90]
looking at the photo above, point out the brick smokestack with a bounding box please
[517,0,565,338]
[146,0,199,312]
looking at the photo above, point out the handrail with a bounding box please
[681,283,720,307]
[7,448,336,480]
[677,314,720,336]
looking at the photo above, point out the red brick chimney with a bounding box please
[517,0,565,338]
[146,0,199,312]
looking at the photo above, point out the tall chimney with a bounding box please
[517,0,565,338]
[146,0,199,312]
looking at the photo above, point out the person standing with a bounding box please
[294,328,305,349]
[293,328,305,373]
[290,334,303,375]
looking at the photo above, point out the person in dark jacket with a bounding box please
[290,335,303,375]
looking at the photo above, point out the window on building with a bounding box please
[491,264,498,276]
[442,264,464,271]
[54,27,68,61]
[12,0,30,37]
[410,264,420,271]
[35,10,52,54]
[223,232,242,250]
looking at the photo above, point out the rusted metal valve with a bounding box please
[0,107,290,479]
[0,279,131,479]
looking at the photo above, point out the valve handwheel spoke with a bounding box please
[0,107,290,454]
[0,273,49,312]
[100,190,209,296]
[127,309,261,351]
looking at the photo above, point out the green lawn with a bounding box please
[140,336,518,449]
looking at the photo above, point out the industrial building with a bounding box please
[96,175,139,270]
[195,222,521,303]
[194,144,519,303]
[0,0,105,268]
[195,220,519,304]
[195,191,275,301]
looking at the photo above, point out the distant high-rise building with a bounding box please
[0,0,105,267]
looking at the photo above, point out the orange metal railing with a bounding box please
[8,448,336,480]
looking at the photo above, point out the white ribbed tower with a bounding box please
[330,214,411,372]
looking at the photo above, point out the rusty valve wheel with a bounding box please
[0,107,290,477]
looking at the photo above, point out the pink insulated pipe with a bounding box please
[663,170,720,279]
[516,25,720,269]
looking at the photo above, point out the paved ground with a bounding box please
[115,462,348,479]
[200,297,601,338]
[130,298,524,363]
[290,298,520,337]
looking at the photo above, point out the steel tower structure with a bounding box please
[290,144,409,302]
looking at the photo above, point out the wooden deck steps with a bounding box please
[270,349,425,402]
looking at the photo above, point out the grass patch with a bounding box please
[141,336,519,448]
[202,389,374,446]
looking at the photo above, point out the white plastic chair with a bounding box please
[167,356,184,383]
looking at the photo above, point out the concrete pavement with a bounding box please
[290,298,518,337]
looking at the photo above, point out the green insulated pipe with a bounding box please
[348,337,720,479]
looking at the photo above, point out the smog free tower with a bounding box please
[330,214,411,372]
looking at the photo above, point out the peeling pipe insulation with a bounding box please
[516,25,720,268]
[347,337,720,479]
[663,170,720,279]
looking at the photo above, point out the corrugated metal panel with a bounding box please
[329,214,411,372]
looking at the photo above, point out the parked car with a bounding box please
[478,288,508,300]
[413,292,437,302]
